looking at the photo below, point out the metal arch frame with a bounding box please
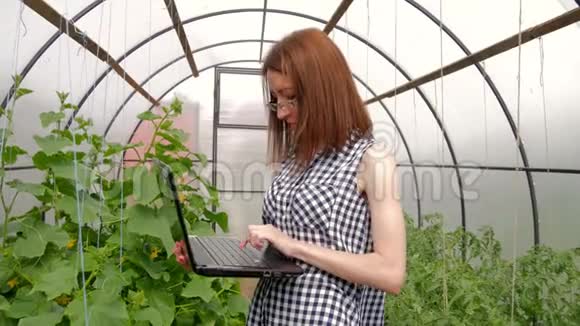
[64,9,267,129]
[403,0,540,246]
[66,8,466,232]
[10,6,470,233]
[0,0,105,109]
[118,56,423,226]
[3,1,541,243]
[102,39,271,136]
[258,0,268,60]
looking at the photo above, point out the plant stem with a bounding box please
[166,281,185,290]
[216,287,241,296]
[83,269,99,290]
[142,111,170,163]
[175,302,197,309]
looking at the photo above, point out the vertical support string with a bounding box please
[438,0,449,316]
[97,0,114,249]
[393,0,399,155]
[148,0,153,95]
[0,1,25,164]
[538,37,550,171]
[64,1,89,324]
[365,0,370,100]
[119,0,130,272]
[482,61,489,166]
[510,0,524,324]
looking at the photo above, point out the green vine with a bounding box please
[0,78,248,325]
[386,214,580,325]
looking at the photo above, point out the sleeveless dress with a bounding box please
[246,133,386,325]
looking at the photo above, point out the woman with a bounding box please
[178,28,406,325]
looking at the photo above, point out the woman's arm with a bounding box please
[242,145,407,294]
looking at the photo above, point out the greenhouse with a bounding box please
[0,0,579,324]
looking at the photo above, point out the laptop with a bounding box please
[157,160,303,278]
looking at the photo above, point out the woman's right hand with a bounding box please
[173,240,191,271]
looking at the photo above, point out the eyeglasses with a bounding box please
[267,97,297,112]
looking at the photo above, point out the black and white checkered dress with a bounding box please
[246,133,385,325]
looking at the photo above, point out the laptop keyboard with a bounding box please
[196,237,269,268]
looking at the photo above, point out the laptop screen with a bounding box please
[154,160,198,270]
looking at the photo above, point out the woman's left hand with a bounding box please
[240,224,299,258]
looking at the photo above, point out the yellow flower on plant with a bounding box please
[149,247,160,260]
[178,192,186,203]
[66,239,77,249]
[7,277,18,289]
[55,294,72,306]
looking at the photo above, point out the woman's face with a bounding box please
[266,69,298,130]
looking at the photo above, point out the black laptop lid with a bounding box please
[156,160,199,273]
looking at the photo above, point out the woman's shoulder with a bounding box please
[357,141,397,193]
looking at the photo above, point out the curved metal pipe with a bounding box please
[116,56,423,225]
[70,8,465,230]
[404,0,539,244]
[0,0,105,109]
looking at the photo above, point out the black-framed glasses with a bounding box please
[267,97,298,112]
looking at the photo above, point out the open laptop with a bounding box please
[157,160,303,278]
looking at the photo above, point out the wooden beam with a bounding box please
[323,0,354,34]
[23,0,159,106]
[365,6,580,104]
[163,0,199,77]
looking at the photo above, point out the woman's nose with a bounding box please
[276,107,289,120]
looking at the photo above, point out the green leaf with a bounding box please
[157,131,188,151]
[66,290,129,326]
[63,103,78,111]
[125,252,165,280]
[55,193,110,223]
[6,179,48,196]
[30,262,76,300]
[189,194,206,211]
[2,146,27,165]
[38,223,69,248]
[0,296,9,311]
[49,160,93,190]
[56,91,69,104]
[132,166,160,204]
[13,220,69,258]
[140,280,174,326]
[226,294,249,316]
[128,290,148,307]
[159,120,173,130]
[13,229,46,258]
[194,153,208,167]
[204,209,228,233]
[0,312,16,326]
[39,111,65,128]
[33,135,72,155]
[137,111,162,121]
[93,264,131,296]
[18,311,62,326]
[134,307,163,326]
[74,117,92,130]
[104,143,123,157]
[157,205,177,229]
[127,205,174,255]
[170,98,183,115]
[6,290,50,319]
[181,275,216,303]
[190,221,215,236]
[15,88,33,100]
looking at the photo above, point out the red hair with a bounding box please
[262,28,372,168]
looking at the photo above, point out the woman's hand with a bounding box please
[173,240,191,271]
[240,224,300,258]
